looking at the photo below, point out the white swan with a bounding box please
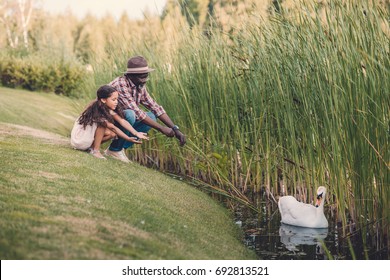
[278,186,328,228]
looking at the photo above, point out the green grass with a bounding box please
[0,87,83,136]
[0,87,255,260]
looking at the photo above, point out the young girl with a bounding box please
[71,85,149,159]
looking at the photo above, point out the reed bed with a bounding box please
[88,0,389,251]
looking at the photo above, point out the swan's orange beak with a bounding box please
[315,193,323,208]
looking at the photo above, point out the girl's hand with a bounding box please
[136,132,149,140]
[128,137,143,144]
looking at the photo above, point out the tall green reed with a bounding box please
[87,0,389,247]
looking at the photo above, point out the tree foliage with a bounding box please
[0,0,388,96]
[0,0,34,48]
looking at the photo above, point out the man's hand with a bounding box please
[159,125,186,146]
[160,126,175,137]
[174,130,186,146]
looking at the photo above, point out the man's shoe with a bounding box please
[104,148,130,163]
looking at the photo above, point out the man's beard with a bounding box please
[135,79,148,90]
[137,84,146,90]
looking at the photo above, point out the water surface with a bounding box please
[235,202,389,260]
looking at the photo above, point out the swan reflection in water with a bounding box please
[279,223,329,258]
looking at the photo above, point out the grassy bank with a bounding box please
[0,87,255,259]
[0,87,82,136]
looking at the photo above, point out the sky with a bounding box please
[38,0,167,20]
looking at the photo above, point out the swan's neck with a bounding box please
[315,203,325,212]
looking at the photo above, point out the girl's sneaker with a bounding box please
[88,149,106,159]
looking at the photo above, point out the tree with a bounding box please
[0,0,34,48]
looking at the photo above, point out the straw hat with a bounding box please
[124,56,155,74]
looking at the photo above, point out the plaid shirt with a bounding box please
[109,76,166,121]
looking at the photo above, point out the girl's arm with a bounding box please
[106,122,142,144]
[112,114,149,140]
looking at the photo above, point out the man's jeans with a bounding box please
[109,109,156,151]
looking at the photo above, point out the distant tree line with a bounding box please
[0,0,388,96]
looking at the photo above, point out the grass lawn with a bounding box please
[0,87,83,136]
[0,87,256,259]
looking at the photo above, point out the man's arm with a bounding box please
[142,113,186,146]
[140,88,186,146]
[158,113,186,146]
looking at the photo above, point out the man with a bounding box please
[104,55,186,162]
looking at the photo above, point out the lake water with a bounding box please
[234,202,389,260]
[173,175,388,259]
